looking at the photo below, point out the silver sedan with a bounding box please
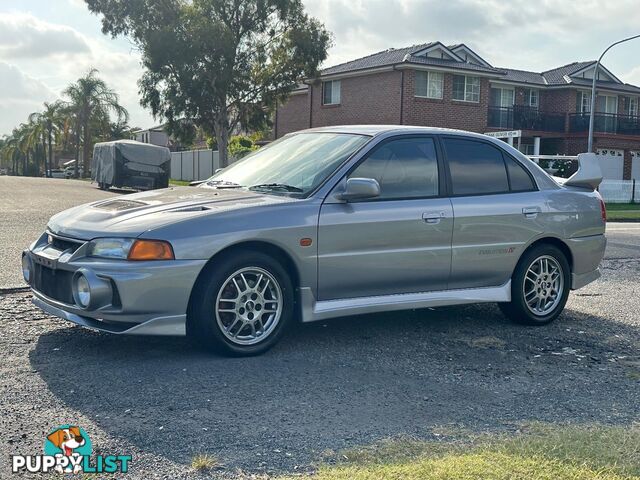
[23,126,606,356]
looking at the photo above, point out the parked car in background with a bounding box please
[64,166,84,178]
[0,168,8,175]
[23,126,606,356]
[46,169,66,179]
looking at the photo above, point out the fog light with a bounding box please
[21,255,31,283]
[74,274,91,308]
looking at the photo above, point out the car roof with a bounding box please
[298,124,495,140]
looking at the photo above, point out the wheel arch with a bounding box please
[187,240,302,319]
[519,236,574,272]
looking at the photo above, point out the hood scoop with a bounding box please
[170,205,212,212]
[94,199,149,211]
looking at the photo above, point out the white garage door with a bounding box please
[596,148,624,180]
[631,151,640,180]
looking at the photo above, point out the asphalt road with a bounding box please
[0,176,638,479]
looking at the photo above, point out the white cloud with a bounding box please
[0,12,90,59]
[304,0,640,73]
[0,12,153,135]
[0,62,57,134]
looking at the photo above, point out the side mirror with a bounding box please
[335,177,380,202]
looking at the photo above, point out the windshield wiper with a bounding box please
[249,183,304,193]
[204,179,243,189]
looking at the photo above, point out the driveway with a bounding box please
[0,176,116,288]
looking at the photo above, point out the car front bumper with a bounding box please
[24,233,207,336]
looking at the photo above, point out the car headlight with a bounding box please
[22,255,32,283]
[87,238,174,261]
[87,238,135,259]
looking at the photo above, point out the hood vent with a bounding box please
[94,199,149,211]
[170,205,212,213]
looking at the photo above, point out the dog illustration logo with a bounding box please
[44,425,92,474]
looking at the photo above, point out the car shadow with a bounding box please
[29,302,640,474]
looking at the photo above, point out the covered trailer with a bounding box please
[92,140,170,191]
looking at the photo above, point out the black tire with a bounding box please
[187,251,295,356]
[499,244,571,326]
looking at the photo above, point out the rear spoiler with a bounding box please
[528,153,603,190]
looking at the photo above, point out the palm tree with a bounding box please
[0,134,20,175]
[15,123,34,176]
[29,101,65,177]
[63,69,128,178]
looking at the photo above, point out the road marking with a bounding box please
[607,223,640,232]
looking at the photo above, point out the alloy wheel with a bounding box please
[215,267,283,345]
[522,255,564,316]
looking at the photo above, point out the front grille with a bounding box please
[48,233,83,253]
[32,264,74,305]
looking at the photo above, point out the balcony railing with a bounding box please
[568,112,640,136]
[487,106,565,132]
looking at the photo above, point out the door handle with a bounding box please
[522,206,541,218]
[423,212,445,224]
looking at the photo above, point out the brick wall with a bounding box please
[541,89,577,113]
[310,70,403,127]
[402,71,491,132]
[275,92,310,138]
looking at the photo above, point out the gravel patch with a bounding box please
[0,258,639,479]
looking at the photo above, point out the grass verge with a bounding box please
[169,179,191,186]
[606,203,640,222]
[278,424,640,480]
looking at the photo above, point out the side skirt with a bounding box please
[299,281,511,323]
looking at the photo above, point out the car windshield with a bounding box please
[200,132,370,196]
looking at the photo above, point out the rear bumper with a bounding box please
[571,269,601,290]
[566,234,606,290]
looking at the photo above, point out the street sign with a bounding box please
[483,130,522,139]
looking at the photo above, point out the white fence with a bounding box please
[598,179,640,203]
[170,149,239,181]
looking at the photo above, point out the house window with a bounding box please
[579,91,591,113]
[630,97,638,117]
[322,80,341,105]
[526,89,539,108]
[415,71,444,99]
[452,75,480,102]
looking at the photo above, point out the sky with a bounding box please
[1,0,640,136]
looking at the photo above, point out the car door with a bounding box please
[441,136,547,290]
[317,136,453,300]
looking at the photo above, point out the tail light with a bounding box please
[599,198,607,223]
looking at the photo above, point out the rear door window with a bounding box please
[505,155,536,192]
[442,138,509,196]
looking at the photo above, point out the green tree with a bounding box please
[28,102,65,177]
[84,0,331,167]
[63,69,129,177]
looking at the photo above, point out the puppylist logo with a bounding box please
[11,425,132,474]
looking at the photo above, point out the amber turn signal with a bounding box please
[127,240,175,261]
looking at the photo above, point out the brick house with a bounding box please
[274,42,640,180]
